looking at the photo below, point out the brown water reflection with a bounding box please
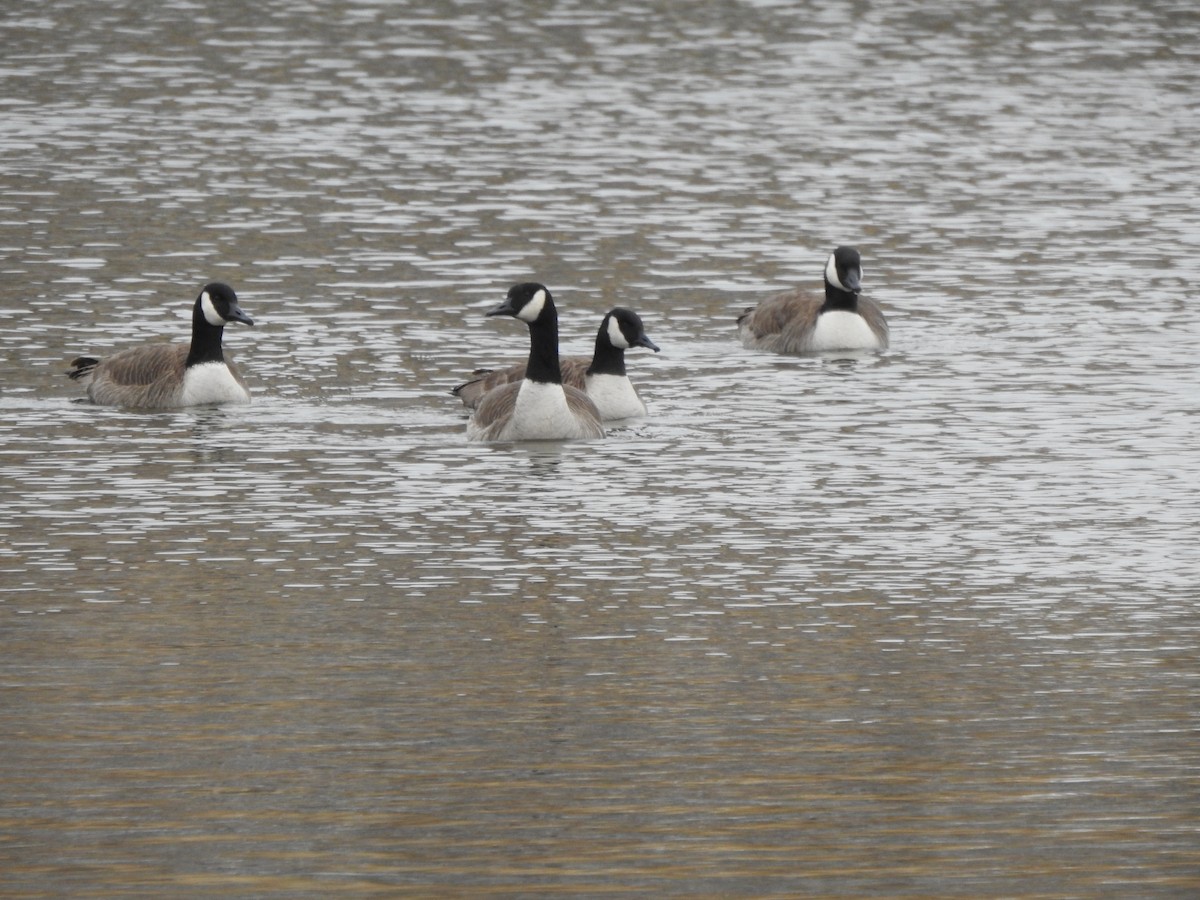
[4,0,1200,895]
[5,593,1197,895]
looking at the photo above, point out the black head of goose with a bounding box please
[737,246,888,354]
[453,306,660,420]
[67,282,254,408]
[582,307,660,420]
[465,283,605,442]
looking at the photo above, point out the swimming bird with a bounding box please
[737,246,888,354]
[466,283,605,442]
[67,282,254,408]
[453,307,660,420]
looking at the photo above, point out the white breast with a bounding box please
[179,362,251,406]
[585,373,647,420]
[501,381,594,440]
[810,310,882,352]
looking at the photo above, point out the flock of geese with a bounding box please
[66,246,889,441]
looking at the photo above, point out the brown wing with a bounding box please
[856,298,890,348]
[453,356,589,410]
[82,344,188,407]
[467,382,521,440]
[563,383,605,438]
[467,381,604,441]
[92,344,188,386]
[737,289,823,353]
[558,358,589,390]
[453,366,521,409]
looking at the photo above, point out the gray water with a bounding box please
[3,0,1199,896]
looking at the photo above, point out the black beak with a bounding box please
[485,299,516,318]
[227,303,255,326]
[637,334,661,352]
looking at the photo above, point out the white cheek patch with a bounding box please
[605,315,630,349]
[200,291,227,326]
[825,254,845,290]
[518,288,547,323]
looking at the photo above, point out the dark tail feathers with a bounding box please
[450,367,494,397]
[67,357,99,381]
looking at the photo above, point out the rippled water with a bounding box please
[3,0,1199,895]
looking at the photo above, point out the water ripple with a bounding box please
[3,0,1199,895]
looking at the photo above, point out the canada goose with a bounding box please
[737,246,888,354]
[453,307,660,420]
[67,282,254,408]
[466,283,605,442]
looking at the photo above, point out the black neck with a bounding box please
[185,302,227,367]
[820,281,860,313]
[524,308,563,385]
[586,326,626,377]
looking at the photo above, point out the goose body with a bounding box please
[454,307,659,420]
[67,282,254,408]
[737,247,888,354]
[466,283,605,442]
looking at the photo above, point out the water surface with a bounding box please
[2,0,1199,895]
